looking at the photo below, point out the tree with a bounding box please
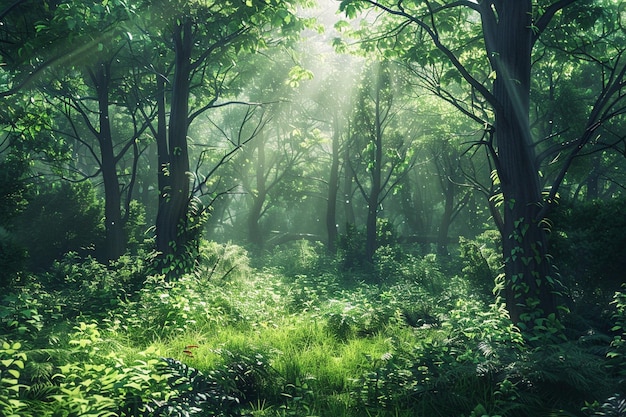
[134,0,310,277]
[349,61,416,261]
[1,0,147,262]
[339,0,626,329]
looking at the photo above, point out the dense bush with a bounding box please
[0,226,28,288]
[262,239,327,276]
[13,181,105,271]
[551,198,626,308]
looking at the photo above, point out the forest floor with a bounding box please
[1,241,624,417]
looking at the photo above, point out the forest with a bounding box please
[1,0,626,416]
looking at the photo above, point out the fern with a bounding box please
[597,395,626,417]
[149,357,242,417]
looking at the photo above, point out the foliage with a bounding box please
[459,232,502,300]
[264,240,327,277]
[1,240,624,417]
[150,357,242,417]
[0,323,171,417]
[124,200,149,256]
[0,159,29,287]
[0,226,28,289]
[353,297,614,416]
[0,341,29,417]
[337,223,368,270]
[195,240,252,282]
[13,181,105,271]
[551,198,626,308]
[40,253,147,318]
[286,273,342,314]
[0,290,46,342]
[607,286,626,388]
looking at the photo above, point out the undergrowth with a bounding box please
[0,239,623,416]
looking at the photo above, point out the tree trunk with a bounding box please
[343,132,356,226]
[326,119,340,253]
[484,1,557,325]
[94,61,125,261]
[248,137,266,250]
[155,20,192,270]
[365,80,383,262]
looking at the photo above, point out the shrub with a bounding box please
[287,273,341,313]
[551,198,626,307]
[0,341,29,417]
[119,274,244,342]
[39,252,148,319]
[264,239,326,276]
[607,285,626,387]
[13,181,105,271]
[0,226,27,289]
[196,240,252,282]
[337,224,367,270]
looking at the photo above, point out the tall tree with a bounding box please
[1,0,143,262]
[349,61,416,261]
[136,0,310,276]
[339,0,626,329]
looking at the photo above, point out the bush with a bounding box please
[119,274,244,342]
[551,198,626,307]
[39,252,148,319]
[196,240,252,282]
[0,226,28,288]
[13,181,105,271]
[264,240,326,276]
[459,236,497,300]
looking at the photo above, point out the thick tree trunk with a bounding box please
[155,20,192,268]
[484,1,558,325]
[94,61,125,261]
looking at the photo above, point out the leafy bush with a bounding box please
[151,357,241,417]
[48,322,173,417]
[0,341,29,417]
[459,236,496,299]
[0,290,45,341]
[351,293,617,417]
[607,285,626,386]
[264,240,326,276]
[337,224,367,270]
[286,273,341,314]
[337,219,400,273]
[0,226,28,288]
[40,252,148,319]
[196,240,252,282]
[119,274,244,342]
[551,198,626,307]
[13,181,105,271]
[0,323,174,417]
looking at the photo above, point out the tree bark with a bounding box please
[155,19,192,268]
[93,61,125,261]
[483,0,558,325]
